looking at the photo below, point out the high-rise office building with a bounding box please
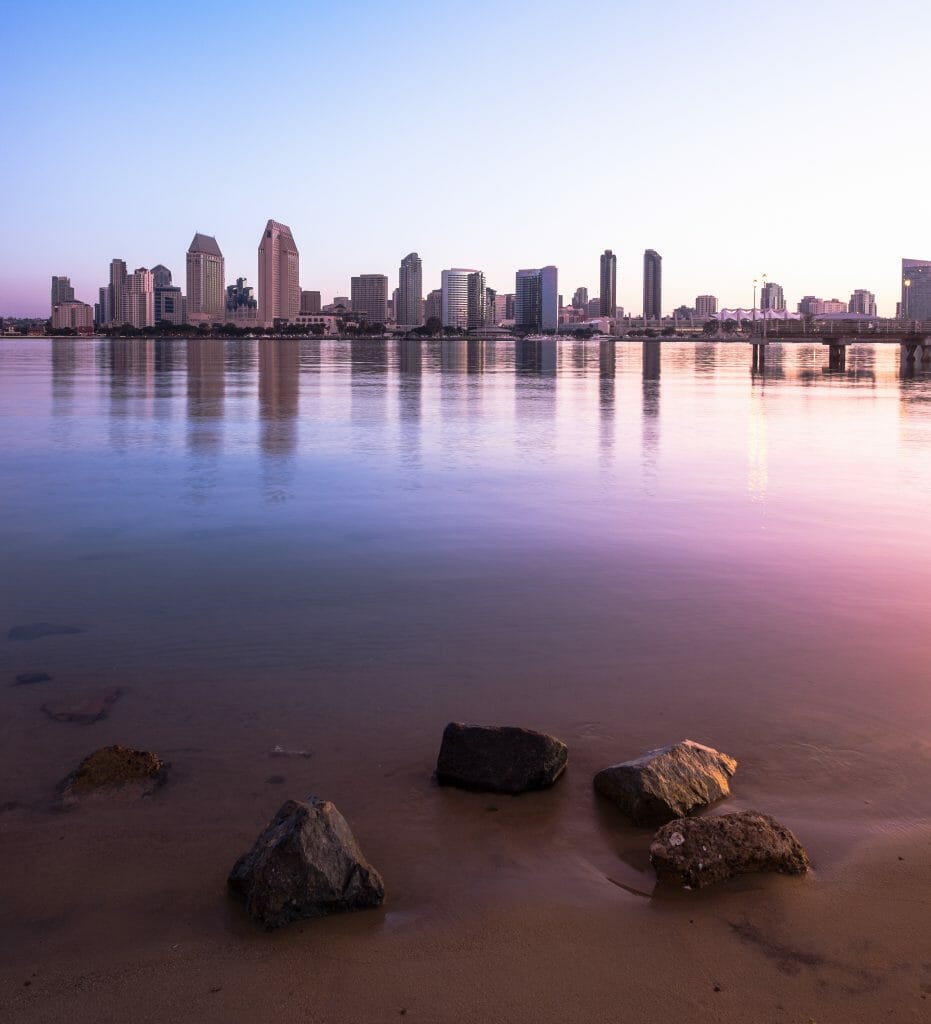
[51,276,74,315]
[108,258,128,325]
[397,252,423,328]
[514,266,558,331]
[643,250,662,319]
[600,250,617,316]
[425,289,443,324]
[124,267,155,328]
[586,297,602,318]
[902,258,931,320]
[186,234,225,324]
[848,289,876,316]
[485,287,497,327]
[351,274,389,325]
[300,290,321,315]
[98,286,110,326]
[441,269,486,330]
[695,294,717,317]
[572,287,589,310]
[258,220,300,326]
[151,265,183,324]
[151,264,173,289]
[760,281,785,311]
[226,278,258,322]
[797,295,821,316]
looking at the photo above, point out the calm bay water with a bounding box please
[0,336,929,832]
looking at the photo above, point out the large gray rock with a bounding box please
[593,739,737,825]
[228,797,385,929]
[650,810,810,888]
[436,722,568,795]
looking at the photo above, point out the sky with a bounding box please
[1,0,929,318]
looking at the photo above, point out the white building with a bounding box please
[258,220,300,326]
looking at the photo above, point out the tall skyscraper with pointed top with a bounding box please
[397,252,423,328]
[258,220,300,327]
[643,249,662,320]
[186,234,225,324]
[599,250,616,316]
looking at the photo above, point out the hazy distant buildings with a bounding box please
[902,258,931,320]
[351,274,389,325]
[425,289,443,324]
[643,249,662,319]
[797,295,820,316]
[695,294,717,317]
[586,297,601,318]
[186,233,225,324]
[299,290,321,315]
[108,259,127,325]
[600,250,617,316]
[760,281,785,311]
[515,266,558,331]
[485,287,497,327]
[572,287,589,310]
[258,220,300,326]
[151,265,183,325]
[50,276,74,315]
[847,289,876,316]
[397,252,423,328]
[797,295,848,316]
[151,264,173,289]
[441,269,486,330]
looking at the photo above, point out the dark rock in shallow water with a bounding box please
[12,672,52,686]
[228,797,385,929]
[41,687,123,725]
[594,739,737,826]
[61,745,167,803]
[436,722,568,795]
[650,811,810,889]
[8,623,84,641]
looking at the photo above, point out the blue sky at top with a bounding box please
[1,0,929,316]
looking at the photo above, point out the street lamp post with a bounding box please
[753,278,758,336]
[904,278,911,323]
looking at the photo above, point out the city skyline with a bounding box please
[2,2,929,319]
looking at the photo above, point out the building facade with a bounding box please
[300,290,321,315]
[441,269,486,330]
[600,250,617,316]
[52,301,94,331]
[124,267,155,328]
[397,252,423,329]
[695,294,717,317]
[643,249,662,319]
[515,266,558,331]
[760,281,785,311]
[226,278,258,323]
[186,233,225,324]
[108,259,128,325]
[848,289,876,316]
[258,220,300,326]
[902,258,931,320]
[350,274,389,325]
[425,289,443,324]
[51,276,74,315]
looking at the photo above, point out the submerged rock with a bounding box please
[593,739,737,825]
[61,744,167,803]
[436,722,568,795]
[228,797,385,929]
[650,810,810,888]
[8,623,84,641]
[41,687,123,724]
[12,671,52,686]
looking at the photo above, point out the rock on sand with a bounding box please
[436,722,568,795]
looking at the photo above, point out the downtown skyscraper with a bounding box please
[599,250,617,317]
[397,252,423,328]
[186,234,225,324]
[351,274,389,325]
[643,249,662,320]
[258,220,300,327]
[515,266,558,332]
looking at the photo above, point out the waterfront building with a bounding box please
[515,266,558,331]
[695,294,717,317]
[108,259,128,325]
[586,297,602,318]
[124,267,155,329]
[155,285,184,325]
[902,258,931,320]
[425,289,443,324]
[300,290,321,315]
[226,278,258,323]
[673,305,695,319]
[643,249,662,319]
[797,295,821,316]
[397,252,423,329]
[760,281,785,311]
[186,233,225,324]
[441,269,486,331]
[151,265,173,289]
[600,250,617,316]
[351,274,389,325]
[258,220,300,326]
[572,287,589,310]
[50,276,74,315]
[848,289,876,317]
[52,300,93,331]
[97,286,110,326]
[820,299,848,314]
[485,287,497,327]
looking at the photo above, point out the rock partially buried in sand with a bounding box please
[650,810,810,889]
[61,744,167,803]
[593,740,737,825]
[228,797,385,930]
[436,722,568,795]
